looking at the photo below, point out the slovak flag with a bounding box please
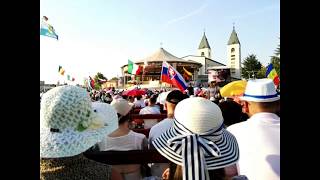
[161,61,188,91]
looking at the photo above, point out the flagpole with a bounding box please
[124,73,126,90]
[160,61,165,90]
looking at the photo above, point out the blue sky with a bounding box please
[40,0,279,84]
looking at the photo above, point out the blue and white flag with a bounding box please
[40,16,58,40]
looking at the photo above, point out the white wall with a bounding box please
[227,44,241,79]
[182,56,206,75]
[197,48,211,59]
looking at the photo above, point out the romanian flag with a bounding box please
[58,66,65,75]
[128,59,143,75]
[40,16,58,40]
[266,63,280,86]
[161,61,188,91]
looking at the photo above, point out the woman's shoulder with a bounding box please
[129,130,146,139]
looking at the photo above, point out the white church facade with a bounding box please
[182,26,242,81]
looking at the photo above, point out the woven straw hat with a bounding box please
[152,97,239,180]
[40,86,116,158]
[240,78,280,102]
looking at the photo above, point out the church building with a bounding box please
[182,26,242,81]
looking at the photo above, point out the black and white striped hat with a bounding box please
[152,97,239,180]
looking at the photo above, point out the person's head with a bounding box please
[153,97,239,180]
[110,99,133,125]
[40,85,117,158]
[121,95,128,100]
[165,90,188,115]
[128,96,134,103]
[136,95,142,100]
[210,80,217,88]
[149,94,157,105]
[219,100,244,127]
[240,79,280,117]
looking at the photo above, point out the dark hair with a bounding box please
[166,90,188,105]
[168,163,225,180]
[136,95,142,100]
[256,100,280,113]
[149,95,157,104]
[219,100,243,126]
[117,113,130,124]
[122,95,128,100]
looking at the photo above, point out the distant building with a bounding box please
[227,26,241,79]
[119,26,242,88]
[182,32,226,83]
[40,81,56,92]
[101,79,119,89]
[120,48,202,88]
[182,26,242,81]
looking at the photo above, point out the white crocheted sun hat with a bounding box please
[92,102,118,135]
[40,85,116,158]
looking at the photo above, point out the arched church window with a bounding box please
[231,48,235,53]
[201,52,204,56]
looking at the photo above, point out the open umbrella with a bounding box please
[122,89,146,97]
[220,80,247,97]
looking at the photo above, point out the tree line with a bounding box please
[241,41,280,79]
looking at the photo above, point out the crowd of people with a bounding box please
[40,78,280,180]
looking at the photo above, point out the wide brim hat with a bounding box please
[40,86,117,158]
[239,78,280,102]
[92,102,118,135]
[152,97,239,174]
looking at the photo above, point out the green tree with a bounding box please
[257,65,267,79]
[269,41,280,77]
[241,54,262,79]
[93,72,107,90]
[270,56,280,78]
[110,77,119,81]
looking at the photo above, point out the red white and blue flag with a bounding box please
[161,61,188,91]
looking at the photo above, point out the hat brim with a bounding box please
[40,125,109,158]
[152,125,239,170]
[239,95,280,102]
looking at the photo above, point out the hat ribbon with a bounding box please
[167,119,223,180]
[243,93,278,99]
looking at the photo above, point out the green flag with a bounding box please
[127,59,142,75]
